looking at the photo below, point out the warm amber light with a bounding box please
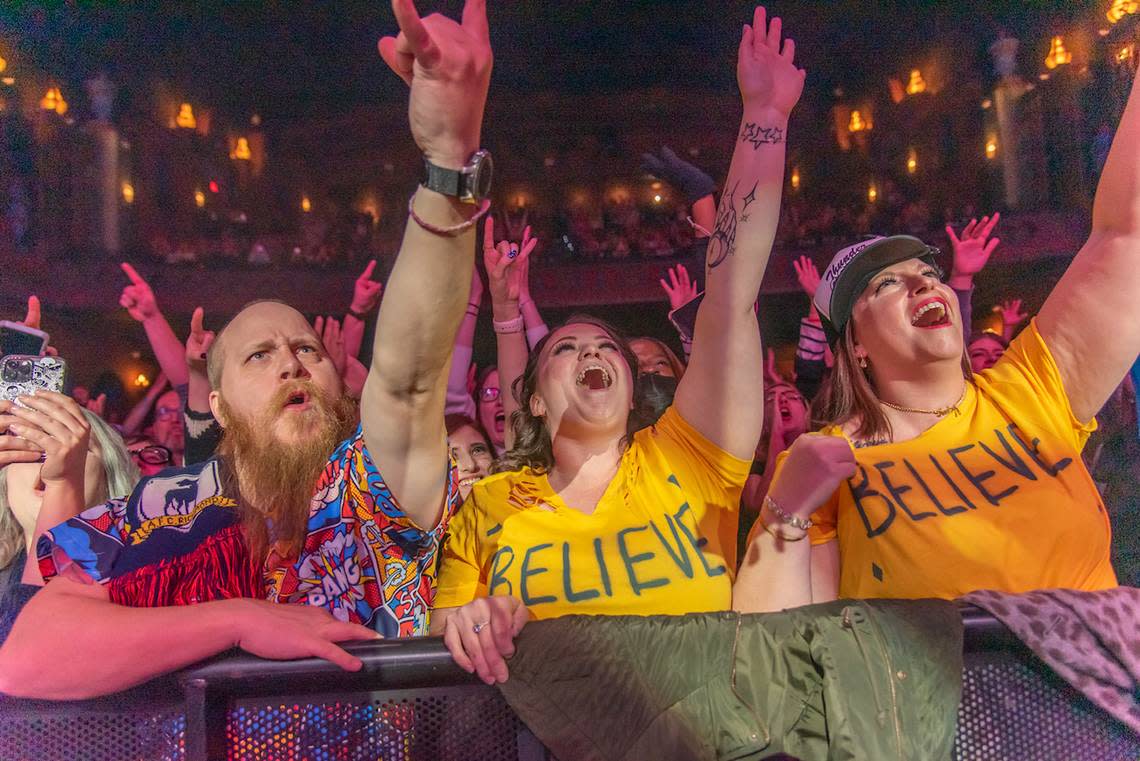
[848,109,869,133]
[134,373,151,388]
[231,136,251,160]
[906,148,918,175]
[1117,45,1134,64]
[1108,0,1139,23]
[40,86,67,115]
[1044,36,1072,70]
[985,138,998,160]
[1,77,13,86]
[0,55,6,74]
[194,189,206,208]
[301,195,312,213]
[790,166,801,190]
[868,184,878,203]
[176,103,197,129]
[653,194,663,203]
[121,181,135,205]
[905,69,927,96]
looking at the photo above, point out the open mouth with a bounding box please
[493,412,505,432]
[459,476,481,489]
[911,299,952,329]
[283,390,311,411]
[575,364,613,390]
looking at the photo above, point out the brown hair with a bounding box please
[630,336,687,378]
[445,414,493,450]
[814,320,973,442]
[493,314,653,474]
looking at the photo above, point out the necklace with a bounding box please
[879,385,967,417]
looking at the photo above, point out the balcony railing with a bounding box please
[1,604,1136,761]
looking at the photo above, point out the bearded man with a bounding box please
[0,0,494,700]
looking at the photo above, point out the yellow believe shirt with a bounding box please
[433,406,750,618]
[806,319,1117,599]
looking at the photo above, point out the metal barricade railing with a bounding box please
[0,604,1136,761]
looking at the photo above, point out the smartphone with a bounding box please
[0,321,49,358]
[0,355,68,404]
[667,292,704,343]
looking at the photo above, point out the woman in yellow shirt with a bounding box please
[734,72,1140,613]
[431,6,806,685]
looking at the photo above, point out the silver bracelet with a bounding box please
[763,494,813,531]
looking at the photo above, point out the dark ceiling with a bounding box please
[0,1,1097,121]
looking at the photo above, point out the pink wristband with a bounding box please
[493,315,525,334]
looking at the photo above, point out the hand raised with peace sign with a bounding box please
[377,0,492,170]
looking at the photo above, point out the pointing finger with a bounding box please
[23,296,41,329]
[461,0,490,44]
[120,262,145,285]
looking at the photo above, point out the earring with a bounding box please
[858,356,868,368]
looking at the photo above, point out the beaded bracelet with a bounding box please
[408,192,491,237]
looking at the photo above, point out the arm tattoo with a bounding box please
[708,182,739,269]
[708,180,760,269]
[741,123,784,149]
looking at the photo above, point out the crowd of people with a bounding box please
[0,1,1136,718]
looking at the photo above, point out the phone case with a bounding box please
[0,355,68,402]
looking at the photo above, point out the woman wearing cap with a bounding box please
[432,7,806,685]
[734,74,1140,613]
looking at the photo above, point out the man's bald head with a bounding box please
[206,300,305,390]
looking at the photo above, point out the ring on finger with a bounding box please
[472,620,490,635]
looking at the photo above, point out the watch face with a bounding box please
[472,151,494,200]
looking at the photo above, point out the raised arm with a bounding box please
[484,218,538,450]
[1038,72,1140,422]
[344,260,383,360]
[363,0,492,529]
[444,268,482,419]
[119,263,190,388]
[674,7,804,458]
[945,214,1001,339]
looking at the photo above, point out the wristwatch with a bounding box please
[423,149,494,204]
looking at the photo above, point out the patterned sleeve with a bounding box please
[267,426,462,638]
[36,499,131,584]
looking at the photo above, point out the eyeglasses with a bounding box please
[129,445,173,466]
[479,387,500,403]
[154,405,181,421]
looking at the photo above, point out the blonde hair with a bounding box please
[0,409,139,570]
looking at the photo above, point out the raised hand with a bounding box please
[641,147,716,203]
[185,307,216,372]
[85,394,107,419]
[998,298,1028,329]
[947,213,1001,287]
[659,264,698,311]
[351,260,384,315]
[483,217,537,307]
[314,316,348,378]
[764,347,783,386]
[0,392,91,485]
[22,296,41,330]
[119,263,160,323]
[738,7,805,117]
[377,0,492,169]
[792,255,821,299]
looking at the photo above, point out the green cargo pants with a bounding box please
[497,599,963,761]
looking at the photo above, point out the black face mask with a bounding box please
[633,373,679,430]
